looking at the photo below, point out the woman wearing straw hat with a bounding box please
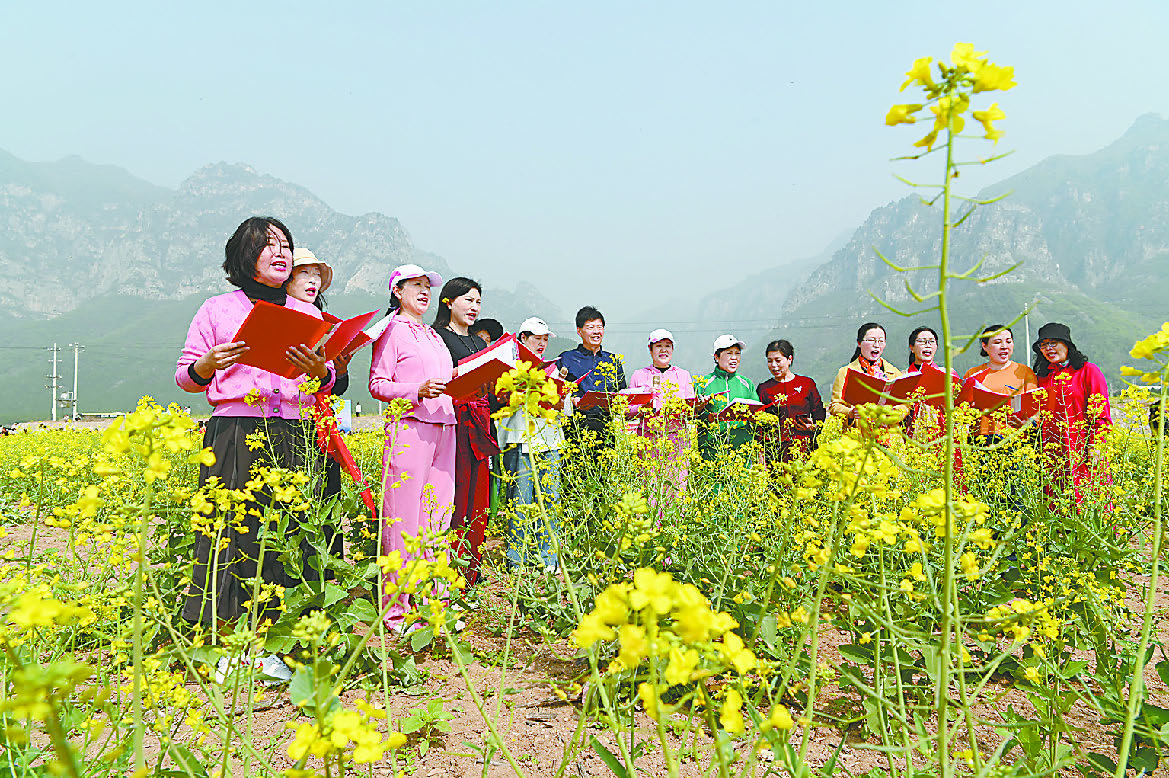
[368,263,456,630]
[1031,322,1112,501]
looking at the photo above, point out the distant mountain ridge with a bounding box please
[704,114,1169,391]
[0,153,559,423]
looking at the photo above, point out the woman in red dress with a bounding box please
[1031,322,1112,502]
[755,339,825,461]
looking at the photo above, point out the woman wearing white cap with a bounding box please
[498,317,567,570]
[368,263,456,629]
[696,334,755,461]
[628,329,695,493]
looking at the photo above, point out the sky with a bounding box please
[3,1,1168,317]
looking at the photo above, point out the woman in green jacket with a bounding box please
[696,334,757,461]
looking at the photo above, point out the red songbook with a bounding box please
[445,334,545,401]
[842,368,950,407]
[575,390,654,411]
[959,381,1049,419]
[319,310,380,361]
[707,398,766,422]
[232,300,333,379]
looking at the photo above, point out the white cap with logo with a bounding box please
[647,328,674,346]
[712,334,746,353]
[518,317,554,337]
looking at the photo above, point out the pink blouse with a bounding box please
[368,314,456,425]
[175,290,335,419]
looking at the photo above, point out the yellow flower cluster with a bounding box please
[286,702,406,764]
[494,360,562,432]
[887,43,1015,149]
[1122,321,1169,383]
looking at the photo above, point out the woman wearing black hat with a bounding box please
[1032,322,1112,499]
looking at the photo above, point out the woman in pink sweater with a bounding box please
[175,217,334,642]
[367,264,457,629]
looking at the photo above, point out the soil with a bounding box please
[4,518,1169,776]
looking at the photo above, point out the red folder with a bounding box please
[445,334,523,401]
[576,390,654,411]
[319,310,380,361]
[959,381,1049,419]
[842,369,934,407]
[232,300,333,379]
[707,398,766,422]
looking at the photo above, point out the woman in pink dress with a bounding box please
[628,329,696,497]
[368,264,456,629]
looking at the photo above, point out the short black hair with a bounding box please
[575,306,605,329]
[433,277,481,329]
[223,216,293,288]
[471,318,504,341]
[765,339,794,360]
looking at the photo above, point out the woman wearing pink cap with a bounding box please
[628,329,695,494]
[368,263,456,629]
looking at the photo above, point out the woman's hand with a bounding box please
[332,351,352,376]
[848,406,859,421]
[193,341,249,380]
[286,345,328,380]
[417,378,448,401]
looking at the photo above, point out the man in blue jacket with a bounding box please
[557,305,627,450]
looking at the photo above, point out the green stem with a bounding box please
[1114,379,1167,775]
[934,115,959,778]
[131,478,154,776]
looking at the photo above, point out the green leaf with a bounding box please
[418,739,430,757]
[410,626,434,652]
[289,665,316,710]
[347,597,378,625]
[399,716,424,734]
[166,743,208,778]
[590,736,629,778]
[837,644,874,663]
[322,582,347,608]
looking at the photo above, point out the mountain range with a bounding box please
[2,115,1167,423]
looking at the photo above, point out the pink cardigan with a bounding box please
[368,314,456,425]
[175,290,335,419]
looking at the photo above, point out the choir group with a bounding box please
[175,217,1115,673]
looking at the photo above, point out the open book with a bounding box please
[575,390,654,411]
[319,310,380,361]
[957,380,1048,419]
[232,301,334,379]
[843,363,955,408]
[707,397,766,422]
[444,334,554,401]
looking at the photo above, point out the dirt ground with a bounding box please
[5,516,1169,775]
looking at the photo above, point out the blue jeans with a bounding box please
[502,446,561,568]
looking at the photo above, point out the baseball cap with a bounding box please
[291,248,333,293]
[518,317,554,337]
[647,328,674,346]
[712,334,746,352]
[387,263,442,291]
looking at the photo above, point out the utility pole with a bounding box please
[69,344,84,420]
[46,343,61,422]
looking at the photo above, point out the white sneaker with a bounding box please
[255,653,294,684]
[214,653,293,686]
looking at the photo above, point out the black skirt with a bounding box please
[179,415,333,627]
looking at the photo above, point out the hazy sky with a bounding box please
[4,1,1168,315]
